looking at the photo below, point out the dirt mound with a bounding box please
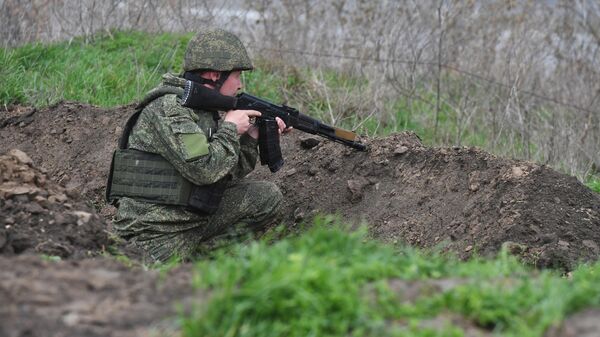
[0,102,131,217]
[0,149,111,258]
[256,133,600,270]
[2,101,600,270]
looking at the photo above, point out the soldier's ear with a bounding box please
[199,70,220,82]
[210,71,221,82]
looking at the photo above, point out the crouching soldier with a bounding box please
[106,29,290,261]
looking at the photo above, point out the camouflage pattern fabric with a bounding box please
[184,29,253,72]
[112,73,283,262]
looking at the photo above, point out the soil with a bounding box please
[0,255,197,337]
[258,133,600,270]
[1,101,600,336]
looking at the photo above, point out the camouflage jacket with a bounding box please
[126,73,258,184]
[113,73,259,235]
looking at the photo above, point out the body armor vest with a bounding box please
[106,85,226,214]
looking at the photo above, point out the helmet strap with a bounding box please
[215,71,231,89]
[183,71,231,91]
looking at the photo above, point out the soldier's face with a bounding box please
[219,71,242,97]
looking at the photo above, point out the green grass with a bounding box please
[180,216,600,337]
[586,177,600,194]
[1,31,191,107]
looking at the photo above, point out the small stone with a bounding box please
[62,312,80,327]
[9,149,33,165]
[65,186,80,199]
[72,211,92,226]
[464,245,473,252]
[0,185,34,196]
[308,166,318,176]
[347,178,369,201]
[511,166,524,178]
[558,240,570,247]
[285,168,297,177]
[394,146,409,155]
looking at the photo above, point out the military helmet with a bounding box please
[183,29,254,72]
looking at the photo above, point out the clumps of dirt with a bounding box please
[255,132,600,270]
[0,149,111,258]
[0,101,133,218]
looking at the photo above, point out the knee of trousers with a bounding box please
[254,181,284,216]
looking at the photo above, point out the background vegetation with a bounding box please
[2,0,599,180]
[1,29,599,193]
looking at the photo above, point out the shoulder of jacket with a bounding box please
[143,93,199,121]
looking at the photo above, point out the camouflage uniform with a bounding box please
[112,30,283,262]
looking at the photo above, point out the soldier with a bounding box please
[109,29,289,262]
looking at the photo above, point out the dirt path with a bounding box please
[0,255,197,337]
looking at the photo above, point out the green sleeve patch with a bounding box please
[180,133,210,161]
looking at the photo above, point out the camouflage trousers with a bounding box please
[112,180,283,262]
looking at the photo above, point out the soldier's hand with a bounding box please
[247,117,292,139]
[224,109,262,135]
[275,117,293,134]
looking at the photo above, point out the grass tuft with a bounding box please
[586,177,600,194]
[179,216,600,337]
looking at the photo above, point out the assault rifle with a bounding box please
[180,80,367,173]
